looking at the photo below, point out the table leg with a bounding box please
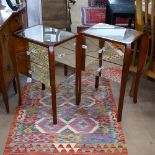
[118,45,131,122]
[48,46,57,124]
[13,77,17,94]
[15,72,22,106]
[81,37,86,71]
[131,34,149,103]
[8,36,22,106]
[0,65,9,112]
[95,39,105,89]
[64,64,68,76]
[105,3,110,24]
[76,34,83,105]
[41,83,46,90]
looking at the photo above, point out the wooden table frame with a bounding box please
[76,31,148,122]
[14,29,77,125]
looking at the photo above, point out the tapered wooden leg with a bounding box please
[95,76,100,89]
[105,4,111,24]
[129,41,138,98]
[8,35,22,106]
[15,74,22,106]
[95,39,105,89]
[130,34,149,103]
[48,46,57,124]
[13,77,17,94]
[111,16,116,25]
[81,37,86,71]
[129,76,135,98]
[95,51,102,89]
[64,64,68,76]
[130,73,140,103]
[76,34,83,105]
[118,46,131,122]
[41,83,45,90]
[133,74,140,103]
[0,56,9,112]
[128,17,134,28]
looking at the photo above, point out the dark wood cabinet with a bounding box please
[0,2,27,112]
[9,13,29,75]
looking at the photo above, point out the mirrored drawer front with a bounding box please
[31,62,50,86]
[29,43,50,86]
[29,43,49,67]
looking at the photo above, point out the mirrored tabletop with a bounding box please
[82,23,142,45]
[15,25,75,46]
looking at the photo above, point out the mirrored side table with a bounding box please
[14,25,77,124]
[76,23,147,122]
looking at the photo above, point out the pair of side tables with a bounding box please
[14,23,145,124]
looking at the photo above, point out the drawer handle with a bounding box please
[57,52,66,58]
[26,51,31,55]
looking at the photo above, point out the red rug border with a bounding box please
[3,76,128,155]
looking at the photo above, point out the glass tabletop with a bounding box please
[82,23,142,45]
[15,25,75,46]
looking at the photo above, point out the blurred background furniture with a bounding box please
[41,0,72,31]
[80,7,106,26]
[0,0,27,112]
[78,0,133,33]
[26,0,73,30]
[105,0,135,27]
[130,0,155,102]
[77,0,107,32]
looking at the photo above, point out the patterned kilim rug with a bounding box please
[4,72,127,155]
[85,65,122,84]
[101,67,122,83]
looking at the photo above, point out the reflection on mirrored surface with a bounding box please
[17,25,75,45]
[83,23,142,44]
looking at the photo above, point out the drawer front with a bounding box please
[29,43,49,68]
[31,62,50,86]
[29,43,50,86]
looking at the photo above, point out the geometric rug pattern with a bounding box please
[4,72,127,155]
[101,67,122,83]
[86,66,122,83]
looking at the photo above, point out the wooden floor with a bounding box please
[0,1,155,155]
